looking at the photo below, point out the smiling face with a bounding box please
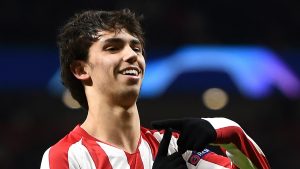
[80,29,145,105]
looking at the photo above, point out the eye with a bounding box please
[132,46,142,53]
[133,47,140,52]
[105,46,119,52]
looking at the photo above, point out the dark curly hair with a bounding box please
[58,9,145,110]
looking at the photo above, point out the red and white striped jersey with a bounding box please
[41,118,270,169]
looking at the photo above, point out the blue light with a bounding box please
[140,45,300,98]
[47,45,300,99]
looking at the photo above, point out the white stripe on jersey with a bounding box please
[40,148,50,169]
[97,141,130,169]
[153,131,163,142]
[139,137,154,169]
[68,139,96,169]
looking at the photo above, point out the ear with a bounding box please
[70,60,90,80]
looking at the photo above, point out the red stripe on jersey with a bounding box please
[82,138,113,169]
[141,127,159,159]
[216,126,271,169]
[49,134,80,169]
[49,143,69,169]
[125,150,144,169]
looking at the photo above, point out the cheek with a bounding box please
[141,59,146,74]
[97,57,120,76]
[139,57,146,70]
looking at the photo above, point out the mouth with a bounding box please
[119,66,142,77]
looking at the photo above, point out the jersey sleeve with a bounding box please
[203,117,271,169]
[40,144,79,169]
[151,129,234,169]
[40,133,84,169]
[40,140,96,169]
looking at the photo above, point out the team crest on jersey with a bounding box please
[188,149,211,166]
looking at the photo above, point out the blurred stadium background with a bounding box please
[0,0,299,168]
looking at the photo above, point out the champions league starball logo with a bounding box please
[189,154,201,166]
[188,149,211,166]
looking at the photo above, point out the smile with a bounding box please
[119,66,141,76]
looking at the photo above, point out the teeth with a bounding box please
[122,69,138,76]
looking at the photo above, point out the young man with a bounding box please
[41,9,270,169]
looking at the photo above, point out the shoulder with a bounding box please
[50,126,85,157]
[41,126,85,168]
[51,134,83,158]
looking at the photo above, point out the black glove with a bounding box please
[152,128,187,169]
[152,118,217,154]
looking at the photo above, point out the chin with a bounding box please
[118,89,140,108]
[118,84,138,94]
[125,89,140,99]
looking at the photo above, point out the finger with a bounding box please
[177,133,188,154]
[175,165,188,169]
[173,161,187,169]
[168,153,187,169]
[178,134,202,153]
[156,128,172,160]
[167,152,186,165]
[166,151,182,160]
[178,146,187,154]
[175,163,188,169]
[151,119,184,131]
[192,138,208,152]
[179,135,207,153]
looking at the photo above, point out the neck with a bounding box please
[81,93,140,153]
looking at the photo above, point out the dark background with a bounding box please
[1,0,300,168]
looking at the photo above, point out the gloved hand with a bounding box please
[152,118,217,154]
[152,128,187,169]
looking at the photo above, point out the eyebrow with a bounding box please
[103,38,141,46]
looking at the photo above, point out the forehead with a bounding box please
[97,29,140,43]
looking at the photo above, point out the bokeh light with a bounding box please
[203,88,228,110]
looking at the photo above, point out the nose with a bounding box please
[122,46,138,63]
